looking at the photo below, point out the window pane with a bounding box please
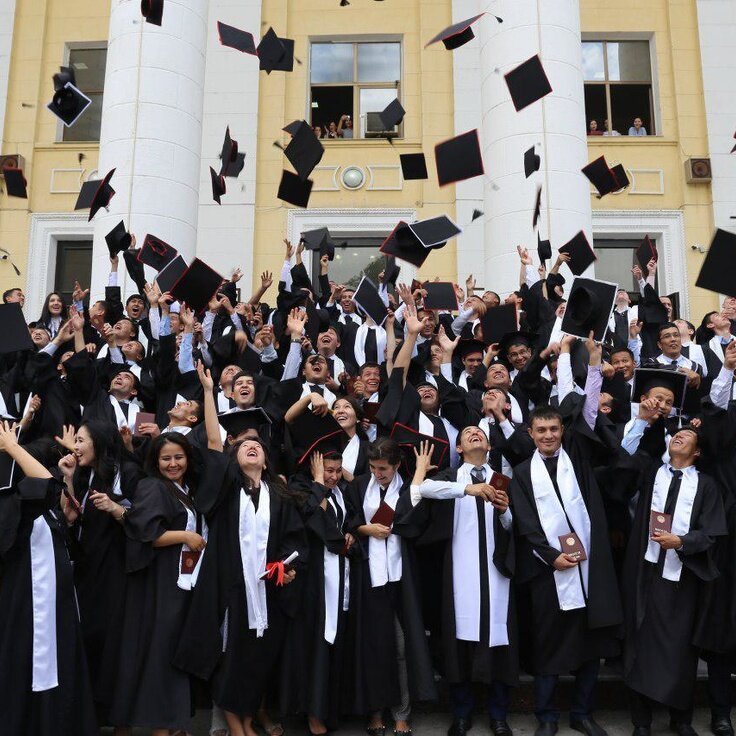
[312,238,385,290]
[593,239,657,294]
[582,42,605,81]
[63,47,107,142]
[610,84,653,134]
[310,43,354,84]
[357,42,400,83]
[310,86,353,135]
[55,241,92,305]
[584,85,607,133]
[360,88,399,137]
[606,41,651,81]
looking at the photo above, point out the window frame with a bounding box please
[308,36,403,140]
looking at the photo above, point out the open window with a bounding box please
[61,46,108,142]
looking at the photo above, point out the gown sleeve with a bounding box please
[123,477,175,572]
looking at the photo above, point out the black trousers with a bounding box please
[708,655,734,720]
[629,689,693,727]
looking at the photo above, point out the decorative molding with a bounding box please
[366,164,403,191]
[628,168,665,195]
[26,213,94,319]
[49,168,85,194]
[312,166,341,192]
[591,209,689,317]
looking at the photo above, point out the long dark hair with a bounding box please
[73,420,123,495]
[695,311,717,345]
[144,433,200,508]
[333,395,369,440]
[39,291,67,326]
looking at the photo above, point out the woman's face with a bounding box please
[237,439,266,471]
[48,294,63,315]
[369,458,399,487]
[158,441,188,484]
[74,426,95,467]
[333,398,357,431]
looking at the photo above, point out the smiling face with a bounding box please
[641,386,675,417]
[158,441,188,484]
[417,309,436,338]
[507,342,531,371]
[482,388,510,417]
[113,319,135,341]
[359,365,381,395]
[47,293,63,315]
[462,350,483,376]
[707,311,731,332]
[232,374,255,408]
[340,290,355,313]
[303,354,328,383]
[657,325,681,358]
[610,349,635,380]
[333,398,358,431]
[669,429,699,463]
[417,384,439,413]
[369,458,399,487]
[322,457,343,489]
[528,415,564,456]
[458,425,490,455]
[126,297,145,319]
[74,425,95,467]
[167,399,200,425]
[221,364,241,391]
[122,341,144,362]
[109,371,137,398]
[236,439,266,471]
[485,363,511,390]
[30,327,50,347]
[317,328,339,356]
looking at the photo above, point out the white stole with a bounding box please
[363,472,403,587]
[176,483,208,591]
[458,371,470,391]
[708,335,733,365]
[452,464,510,647]
[645,465,698,581]
[30,515,58,691]
[324,487,350,644]
[216,390,233,413]
[477,418,513,478]
[238,483,271,637]
[327,353,345,378]
[353,324,387,367]
[529,449,591,610]
[419,412,458,467]
[342,434,360,476]
[300,381,336,408]
[109,395,140,429]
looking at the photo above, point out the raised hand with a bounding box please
[196,360,214,391]
[231,267,243,283]
[72,280,89,303]
[287,308,307,338]
[412,440,437,477]
[54,424,77,452]
[517,245,532,265]
[284,238,294,260]
[310,450,325,485]
[437,325,459,355]
[260,271,273,290]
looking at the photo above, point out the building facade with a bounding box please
[0,0,734,322]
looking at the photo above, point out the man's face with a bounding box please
[610,350,635,380]
[482,388,510,417]
[5,289,24,306]
[126,297,145,319]
[360,366,380,395]
[598,392,614,415]
[221,365,240,390]
[30,327,50,347]
[417,384,439,413]
[722,297,736,318]
[458,425,490,455]
[462,350,483,376]
[322,458,343,489]
[303,354,329,383]
[122,341,144,362]
[615,289,630,308]
[483,291,500,307]
[657,326,681,357]
[507,342,531,370]
[660,297,673,319]
[89,301,106,320]
[317,328,339,356]
[417,309,436,338]
[641,387,675,417]
[109,371,137,397]
[113,319,135,340]
[669,429,699,460]
[485,363,511,390]
[708,312,731,332]
[233,375,255,407]
[170,313,181,332]
[340,290,355,312]
[168,399,200,424]
[428,344,443,368]
[59,350,74,375]
[528,416,564,456]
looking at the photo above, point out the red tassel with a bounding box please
[265,560,286,586]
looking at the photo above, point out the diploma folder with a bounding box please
[650,510,672,536]
[370,500,395,527]
[558,532,587,561]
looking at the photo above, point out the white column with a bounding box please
[0,0,18,145]
[477,0,592,295]
[91,0,210,299]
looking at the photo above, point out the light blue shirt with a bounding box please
[628,126,647,136]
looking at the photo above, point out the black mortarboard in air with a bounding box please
[479,303,518,346]
[141,0,164,25]
[559,231,596,276]
[384,256,400,286]
[390,422,449,475]
[533,185,542,228]
[435,129,484,186]
[422,282,458,311]
[282,119,304,136]
[75,169,115,221]
[353,276,388,326]
[105,220,132,257]
[301,227,329,251]
[171,258,224,312]
[122,249,147,295]
[560,277,617,342]
[217,21,257,55]
[291,410,348,465]
[471,208,483,222]
[610,163,630,191]
[155,255,188,294]
[257,27,295,73]
[0,304,34,354]
[278,170,313,208]
[284,121,324,181]
[695,229,736,298]
[408,215,462,248]
[53,66,75,90]
[219,127,238,175]
[632,367,687,411]
[219,407,272,442]
[635,235,657,272]
[137,234,177,271]
[424,13,498,50]
[47,82,92,128]
[582,155,620,197]
[74,179,98,210]
[379,98,405,130]
[537,232,552,263]
[3,168,27,199]
[504,55,552,111]
[210,167,226,204]
[400,153,428,181]
[524,145,540,178]
[379,221,430,268]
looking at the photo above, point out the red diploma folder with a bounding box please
[490,471,511,493]
[362,402,380,423]
[558,532,587,561]
[134,412,157,436]
[180,550,201,574]
[650,510,672,536]
[370,500,395,527]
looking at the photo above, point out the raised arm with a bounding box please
[0,422,51,479]
[197,361,222,451]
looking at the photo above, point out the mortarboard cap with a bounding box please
[400,153,428,181]
[479,303,518,346]
[537,232,552,263]
[257,27,294,74]
[390,422,449,473]
[424,13,489,50]
[422,281,458,311]
[137,234,177,271]
[3,168,27,199]
[459,338,486,358]
[219,407,272,442]
[217,21,257,55]
[582,155,620,197]
[223,152,245,178]
[533,185,542,228]
[504,55,553,112]
[559,231,596,276]
[277,169,313,208]
[384,256,400,286]
[53,66,76,90]
[284,121,324,181]
[632,367,687,411]
[171,258,224,312]
[610,163,630,192]
[601,371,633,425]
[210,166,226,205]
[524,145,540,178]
[301,227,329,252]
[47,82,92,128]
[123,249,147,295]
[379,98,405,130]
[471,208,483,222]
[291,410,348,465]
[408,215,462,248]
[219,127,238,175]
[695,229,736,298]
[435,129,484,186]
[638,297,668,326]
[635,235,657,272]
[560,277,617,342]
[82,169,115,221]
[282,119,305,136]
[353,276,388,326]
[141,0,163,25]
[155,254,188,294]
[0,304,34,354]
[379,221,431,268]
[105,220,132,257]
[498,330,536,355]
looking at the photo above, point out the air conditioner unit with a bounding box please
[365,111,398,139]
[685,157,712,183]
[0,154,25,173]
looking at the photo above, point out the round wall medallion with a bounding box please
[341,166,365,190]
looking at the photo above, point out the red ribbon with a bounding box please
[265,561,286,586]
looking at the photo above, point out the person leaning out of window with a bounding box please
[628,117,648,136]
[337,114,353,139]
[588,119,604,136]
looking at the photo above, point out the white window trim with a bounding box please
[26,213,94,319]
[591,209,688,316]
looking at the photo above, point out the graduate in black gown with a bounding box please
[108,431,207,734]
[344,437,437,736]
[405,430,518,736]
[0,422,97,736]
[173,363,308,736]
[56,419,145,727]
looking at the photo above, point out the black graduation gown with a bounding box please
[399,467,519,686]
[509,433,622,676]
[622,464,726,707]
[172,450,308,716]
[0,477,97,736]
[108,477,196,730]
[343,473,437,715]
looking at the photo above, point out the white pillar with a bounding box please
[478,0,593,295]
[91,0,210,299]
[0,0,18,144]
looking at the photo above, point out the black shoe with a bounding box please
[712,719,735,736]
[490,720,513,736]
[632,728,651,736]
[534,723,558,736]
[571,718,608,736]
[448,718,473,736]
[670,723,698,736]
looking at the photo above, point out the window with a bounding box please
[582,41,654,136]
[62,46,107,142]
[309,40,401,139]
[593,238,659,298]
[310,236,386,290]
[54,240,92,304]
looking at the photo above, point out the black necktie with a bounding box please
[364,328,378,364]
[681,345,690,358]
[664,469,683,515]
[310,384,324,397]
[471,465,491,639]
[327,357,335,378]
[117,400,129,421]
[614,310,628,344]
[471,466,486,485]
[379,485,388,501]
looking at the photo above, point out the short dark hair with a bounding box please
[126,293,144,306]
[610,346,634,361]
[367,437,401,465]
[529,405,563,428]
[2,288,21,302]
[231,370,255,390]
[359,361,380,375]
[657,322,679,340]
[323,452,343,462]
